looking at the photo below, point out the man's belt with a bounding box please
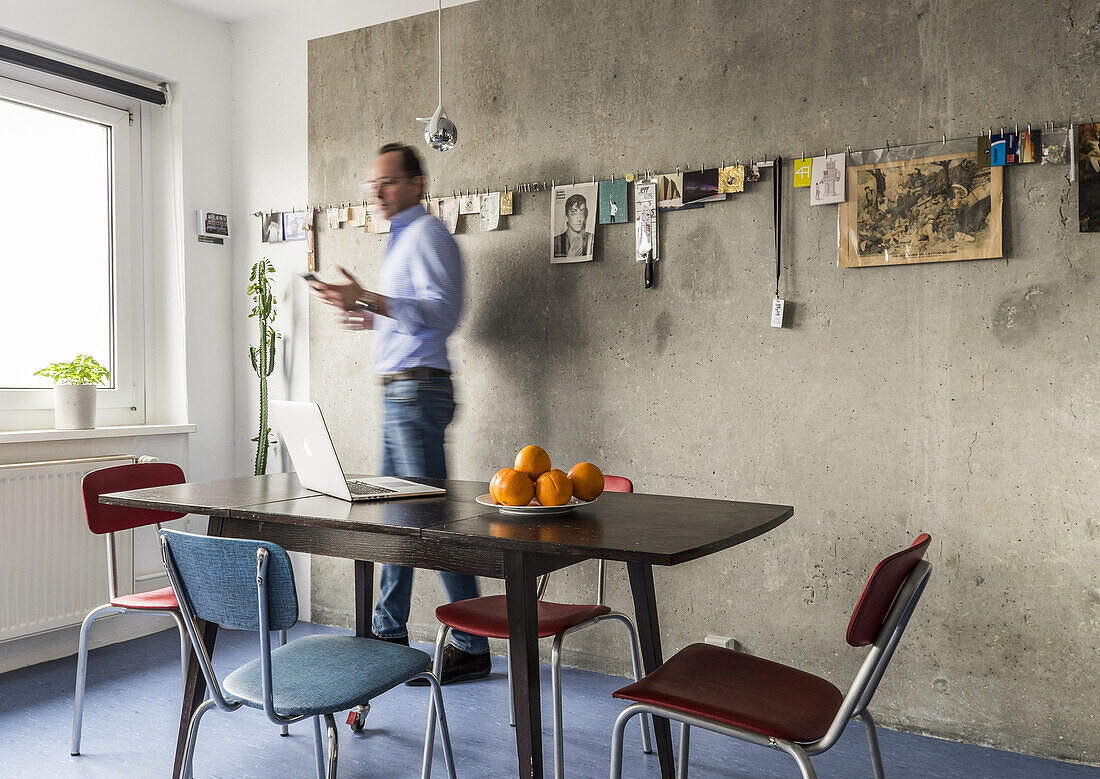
[380,367,451,385]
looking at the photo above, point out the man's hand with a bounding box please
[339,308,374,330]
[308,266,364,311]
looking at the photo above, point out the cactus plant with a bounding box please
[248,259,280,475]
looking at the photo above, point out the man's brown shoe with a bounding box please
[408,644,491,686]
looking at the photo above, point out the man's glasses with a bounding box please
[367,176,412,191]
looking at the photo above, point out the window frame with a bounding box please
[0,71,146,429]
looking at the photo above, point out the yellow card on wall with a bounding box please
[793,158,813,188]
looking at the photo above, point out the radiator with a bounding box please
[0,455,136,643]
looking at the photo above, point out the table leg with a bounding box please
[627,561,674,778]
[504,550,543,779]
[354,560,374,637]
[172,516,223,779]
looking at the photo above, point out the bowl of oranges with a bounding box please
[476,445,605,516]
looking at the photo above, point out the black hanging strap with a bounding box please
[773,156,783,298]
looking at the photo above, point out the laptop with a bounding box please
[271,400,446,502]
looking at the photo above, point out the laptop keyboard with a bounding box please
[347,480,398,497]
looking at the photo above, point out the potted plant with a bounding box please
[33,354,111,430]
[248,259,280,474]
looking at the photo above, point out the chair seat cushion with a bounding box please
[612,643,843,743]
[110,586,178,610]
[224,635,432,718]
[435,595,611,639]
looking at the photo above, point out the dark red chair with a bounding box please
[609,534,933,779]
[426,475,652,779]
[70,462,190,756]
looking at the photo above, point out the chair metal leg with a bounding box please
[551,634,566,779]
[609,703,642,779]
[613,614,654,754]
[419,671,457,779]
[278,630,289,737]
[170,611,190,697]
[677,722,690,779]
[859,710,886,779]
[324,712,339,779]
[313,716,326,779]
[421,623,451,777]
[181,698,217,779]
[773,739,818,779]
[70,604,122,755]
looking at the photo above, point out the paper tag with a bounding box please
[770,298,785,328]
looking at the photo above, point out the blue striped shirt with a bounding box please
[374,204,465,374]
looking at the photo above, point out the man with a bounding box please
[552,193,594,257]
[308,143,490,684]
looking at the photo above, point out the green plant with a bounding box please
[34,355,111,386]
[248,259,280,475]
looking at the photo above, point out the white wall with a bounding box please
[0,0,235,484]
[0,0,235,667]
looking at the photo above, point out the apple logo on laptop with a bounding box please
[303,440,313,457]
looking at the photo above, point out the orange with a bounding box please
[514,445,552,482]
[490,467,534,506]
[535,468,573,506]
[568,462,604,501]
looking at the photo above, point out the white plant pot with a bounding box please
[54,384,97,430]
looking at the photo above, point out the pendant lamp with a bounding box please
[417,0,457,151]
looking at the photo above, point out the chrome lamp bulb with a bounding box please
[420,104,457,152]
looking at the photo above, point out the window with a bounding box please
[0,73,145,428]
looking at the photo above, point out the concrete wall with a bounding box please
[306,0,1100,763]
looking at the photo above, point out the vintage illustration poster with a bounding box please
[550,182,597,263]
[838,149,1003,267]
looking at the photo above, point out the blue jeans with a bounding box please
[373,377,488,655]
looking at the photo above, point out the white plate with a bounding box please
[475,494,596,516]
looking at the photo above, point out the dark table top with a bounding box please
[102,474,794,566]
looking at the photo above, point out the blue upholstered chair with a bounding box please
[159,529,457,779]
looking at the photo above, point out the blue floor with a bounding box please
[1,622,1096,778]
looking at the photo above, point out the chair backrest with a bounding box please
[603,475,633,494]
[82,462,187,534]
[846,533,931,647]
[537,474,633,604]
[159,529,298,632]
[814,534,932,751]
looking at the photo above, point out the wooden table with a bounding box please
[103,474,793,778]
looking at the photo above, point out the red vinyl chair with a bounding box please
[609,534,933,779]
[424,475,652,779]
[71,462,189,755]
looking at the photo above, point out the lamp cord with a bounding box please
[437,0,443,103]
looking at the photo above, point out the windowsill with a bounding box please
[0,424,196,444]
